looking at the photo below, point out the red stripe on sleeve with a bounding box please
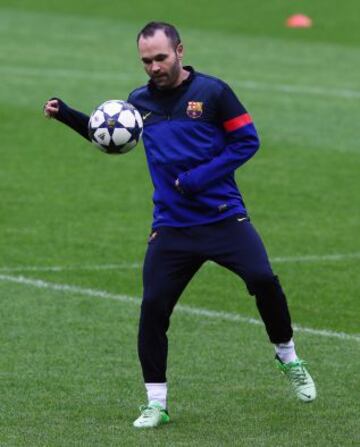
[223,113,252,132]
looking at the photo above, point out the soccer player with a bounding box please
[44,21,316,428]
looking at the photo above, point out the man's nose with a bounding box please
[151,62,161,73]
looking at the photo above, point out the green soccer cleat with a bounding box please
[276,355,317,402]
[133,401,170,428]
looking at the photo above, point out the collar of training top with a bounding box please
[148,66,195,95]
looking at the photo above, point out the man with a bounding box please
[44,22,316,429]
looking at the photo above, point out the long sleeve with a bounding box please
[52,98,91,141]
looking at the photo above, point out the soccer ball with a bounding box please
[88,100,143,154]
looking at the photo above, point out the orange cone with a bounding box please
[286,14,313,28]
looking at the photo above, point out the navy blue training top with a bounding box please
[54,66,260,228]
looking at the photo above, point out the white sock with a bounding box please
[275,339,297,363]
[145,383,167,409]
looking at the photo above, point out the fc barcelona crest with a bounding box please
[186,101,203,119]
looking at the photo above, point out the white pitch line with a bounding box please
[0,65,360,100]
[0,263,142,273]
[0,252,359,274]
[271,252,360,263]
[0,274,359,343]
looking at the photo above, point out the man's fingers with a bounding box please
[44,106,57,118]
[47,99,59,107]
[43,99,59,118]
[44,108,57,118]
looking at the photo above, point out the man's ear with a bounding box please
[176,43,184,60]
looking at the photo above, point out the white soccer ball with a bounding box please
[88,100,143,154]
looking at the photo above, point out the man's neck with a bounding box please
[163,67,190,90]
[175,67,190,87]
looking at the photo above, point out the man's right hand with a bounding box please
[43,99,59,118]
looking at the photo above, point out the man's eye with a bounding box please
[155,56,167,62]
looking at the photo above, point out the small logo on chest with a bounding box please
[186,101,203,119]
[142,111,152,121]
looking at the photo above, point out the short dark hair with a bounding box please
[137,22,181,50]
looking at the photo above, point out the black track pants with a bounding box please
[138,215,293,382]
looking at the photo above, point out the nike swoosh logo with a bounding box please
[300,393,312,399]
[142,111,152,121]
[237,217,247,222]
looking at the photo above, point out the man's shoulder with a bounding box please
[193,70,228,91]
[128,84,148,101]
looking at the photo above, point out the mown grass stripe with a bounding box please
[1,273,359,343]
[0,252,359,273]
[1,65,360,100]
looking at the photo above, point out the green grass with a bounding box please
[0,1,360,445]
[1,282,359,446]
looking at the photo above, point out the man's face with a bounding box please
[138,30,183,89]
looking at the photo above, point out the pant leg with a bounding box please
[139,227,204,383]
[210,216,293,343]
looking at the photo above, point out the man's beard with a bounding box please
[151,60,181,90]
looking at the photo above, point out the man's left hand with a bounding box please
[175,178,184,194]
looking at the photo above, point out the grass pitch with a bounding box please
[0,1,359,446]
